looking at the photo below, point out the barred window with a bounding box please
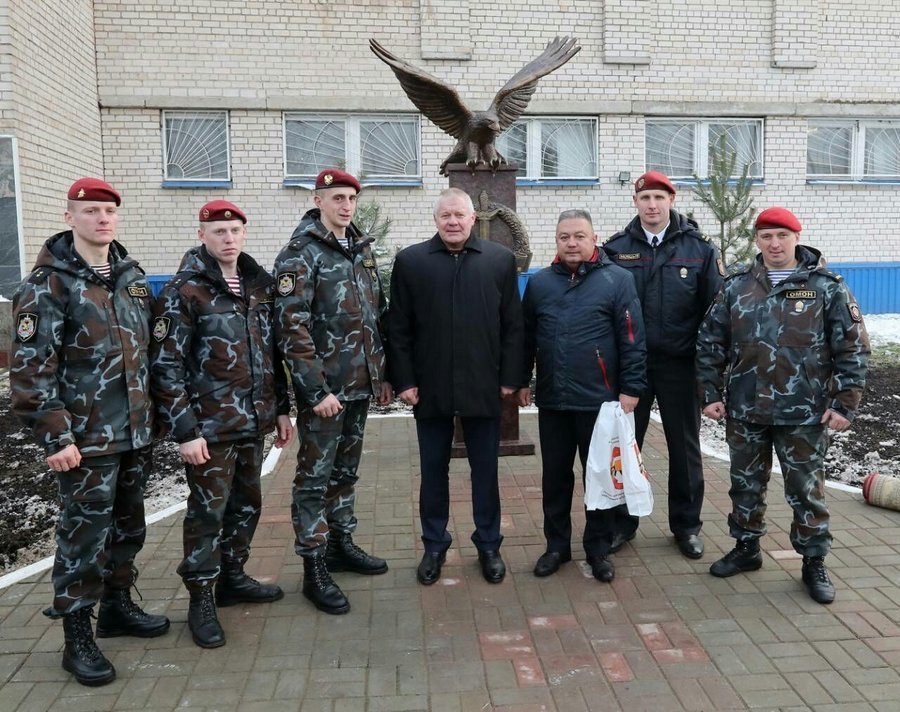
[808,120,900,180]
[284,113,420,184]
[496,117,598,181]
[646,118,764,180]
[162,111,230,183]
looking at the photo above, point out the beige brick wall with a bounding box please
[3,0,102,267]
[13,0,897,272]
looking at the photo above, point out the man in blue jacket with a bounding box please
[518,209,647,581]
[603,172,722,559]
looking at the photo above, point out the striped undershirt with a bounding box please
[224,275,242,296]
[91,263,111,279]
[767,268,795,286]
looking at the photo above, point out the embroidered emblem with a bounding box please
[277,272,296,296]
[202,208,210,219]
[77,188,85,198]
[362,258,376,269]
[785,290,816,299]
[128,285,149,297]
[323,174,333,185]
[16,312,37,342]
[849,303,862,323]
[617,253,641,261]
[679,267,688,279]
[795,300,804,313]
[152,316,171,342]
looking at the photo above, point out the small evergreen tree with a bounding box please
[691,133,757,266]
[354,201,396,298]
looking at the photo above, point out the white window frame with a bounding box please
[807,119,900,182]
[283,113,421,185]
[497,116,599,183]
[645,118,765,180]
[161,110,231,184]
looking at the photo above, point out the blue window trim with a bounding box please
[282,178,423,189]
[515,178,600,187]
[161,180,233,189]
[806,178,900,186]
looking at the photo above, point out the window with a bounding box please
[0,135,22,299]
[645,119,764,180]
[284,114,420,184]
[496,117,598,182]
[162,111,230,184]
[808,120,900,181]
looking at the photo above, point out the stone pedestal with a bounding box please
[446,163,535,457]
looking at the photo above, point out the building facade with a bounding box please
[2,0,899,299]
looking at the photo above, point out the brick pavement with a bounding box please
[1,414,900,711]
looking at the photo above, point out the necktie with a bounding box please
[651,235,659,248]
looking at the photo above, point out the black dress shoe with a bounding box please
[675,534,704,560]
[533,551,571,578]
[416,551,446,585]
[587,555,615,583]
[609,531,636,554]
[478,550,506,583]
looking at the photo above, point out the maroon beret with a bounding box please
[68,177,121,206]
[755,207,801,233]
[634,171,676,195]
[199,200,247,224]
[315,168,361,193]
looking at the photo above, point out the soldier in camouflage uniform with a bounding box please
[150,200,293,648]
[273,168,392,615]
[10,178,170,687]
[696,207,869,604]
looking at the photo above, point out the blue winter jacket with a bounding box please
[522,250,647,411]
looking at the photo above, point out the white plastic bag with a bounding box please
[585,402,653,516]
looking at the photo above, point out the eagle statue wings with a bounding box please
[369,37,581,176]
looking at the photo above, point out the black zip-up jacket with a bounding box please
[603,210,722,358]
[522,250,647,411]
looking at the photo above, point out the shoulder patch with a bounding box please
[128,285,149,298]
[848,303,862,323]
[277,272,296,296]
[152,316,171,342]
[15,312,38,342]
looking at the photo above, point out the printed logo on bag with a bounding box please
[277,272,296,296]
[15,312,38,342]
[152,316,171,342]
[610,447,624,490]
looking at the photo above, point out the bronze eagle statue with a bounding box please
[369,37,580,176]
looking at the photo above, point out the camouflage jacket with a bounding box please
[273,209,387,407]
[696,246,870,425]
[10,231,154,456]
[150,246,290,444]
[603,211,723,358]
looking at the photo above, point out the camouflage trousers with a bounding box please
[725,419,831,557]
[46,445,152,618]
[291,399,369,557]
[178,438,264,589]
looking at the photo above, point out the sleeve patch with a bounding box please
[277,272,296,296]
[152,316,172,342]
[15,312,38,342]
[848,303,862,323]
[128,285,149,298]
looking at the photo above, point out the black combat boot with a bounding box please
[302,555,350,614]
[802,556,836,604]
[709,539,763,578]
[62,607,116,686]
[215,562,284,607]
[325,532,388,575]
[188,587,225,648]
[96,586,171,638]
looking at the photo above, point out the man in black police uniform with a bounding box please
[603,171,723,559]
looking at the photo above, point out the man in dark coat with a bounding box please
[519,209,646,582]
[603,171,723,560]
[388,187,523,585]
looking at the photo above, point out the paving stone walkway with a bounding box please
[2,414,900,711]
